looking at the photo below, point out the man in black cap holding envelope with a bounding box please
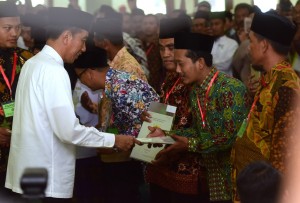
[5,7,139,202]
[147,32,249,202]
[0,1,33,191]
[143,17,210,202]
[232,11,300,202]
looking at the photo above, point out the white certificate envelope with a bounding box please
[130,102,177,163]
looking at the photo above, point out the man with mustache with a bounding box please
[232,11,300,202]
[147,32,249,202]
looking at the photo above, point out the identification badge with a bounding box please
[2,101,15,118]
[237,119,247,138]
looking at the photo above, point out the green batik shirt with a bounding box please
[172,67,250,201]
[0,48,33,173]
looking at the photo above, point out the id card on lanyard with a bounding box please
[237,96,259,138]
[0,52,17,118]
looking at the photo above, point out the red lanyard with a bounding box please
[165,77,180,103]
[246,96,259,121]
[146,44,154,56]
[0,52,17,98]
[196,71,219,128]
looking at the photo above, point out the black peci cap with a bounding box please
[159,17,191,39]
[93,17,123,41]
[0,1,18,18]
[73,45,108,69]
[174,32,214,53]
[251,12,296,46]
[210,11,226,20]
[47,7,93,31]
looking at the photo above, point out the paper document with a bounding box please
[130,102,176,163]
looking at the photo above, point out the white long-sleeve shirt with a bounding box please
[5,45,115,198]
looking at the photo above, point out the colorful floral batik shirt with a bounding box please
[232,61,300,186]
[0,48,33,172]
[105,68,159,137]
[172,68,249,201]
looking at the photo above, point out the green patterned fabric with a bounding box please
[172,67,250,201]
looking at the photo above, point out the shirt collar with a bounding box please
[109,46,126,67]
[41,45,64,66]
[197,67,218,91]
[261,60,290,86]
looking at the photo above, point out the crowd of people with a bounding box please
[0,0,300,202]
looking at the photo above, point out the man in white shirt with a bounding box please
[210,12,238,76]
[5,7,138,202]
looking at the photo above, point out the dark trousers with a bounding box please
[100,160,145,203]
[149,183,210,203]
[73,156,103,203]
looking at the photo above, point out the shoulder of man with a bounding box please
[15,47,34,61]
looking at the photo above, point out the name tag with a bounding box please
[2,101,15,118]
[237,119,247,138]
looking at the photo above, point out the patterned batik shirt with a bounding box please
[0,48,33,172]
[160,72,192,130]
[146,72,208,195]
[172,68,249,201]
[105,68,159,137]
[123,32,149,78]
[109,46,148,82]
[232,61,300,176]
[143,40,165,94]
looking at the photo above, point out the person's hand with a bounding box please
[114,135,141,152]
[0,127,11,147]
[147,126,164,138]
[80,91,98,114]
[151,135,188,165]
[140,111,152,122]
[146,126,165,148]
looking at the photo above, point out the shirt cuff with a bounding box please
[101,132,115,147]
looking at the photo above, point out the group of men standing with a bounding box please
[0,1,299,203]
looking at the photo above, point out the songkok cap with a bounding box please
[210,11,226,20]
[0,1,18,18]
[159,17,191,39]
[251,12,296,46]
[47,7,93,31]
[194,10,210,20]
[93,17,123,41]
[73,45,108,69]
[174,32,214,53]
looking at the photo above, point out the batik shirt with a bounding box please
[105,68,159,137]
[232,61,300,176]
[143,40,165,94]
[109,46,147,82]
[0,48,32,172]
[146,72,205,195]
[172,68,249,201]
[123,32,149,78]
